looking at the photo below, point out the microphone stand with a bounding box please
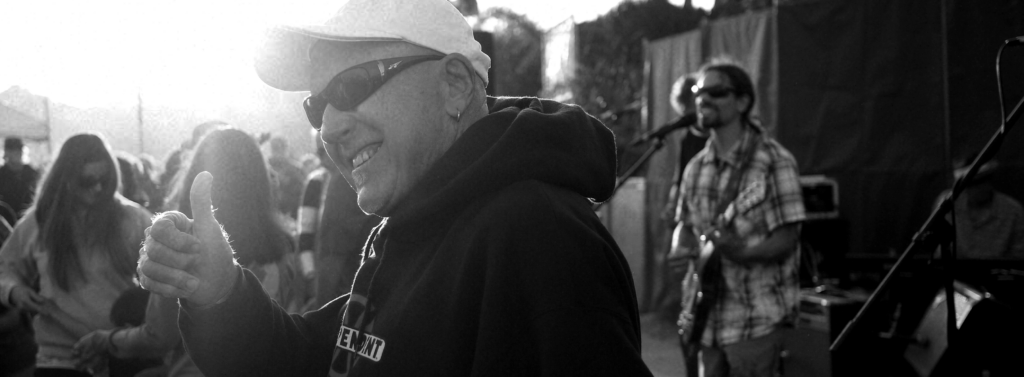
[831,37,1024,354]
[594,136,666,211]
[595,113,697,211]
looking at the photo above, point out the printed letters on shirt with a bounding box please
[336,325,386,362]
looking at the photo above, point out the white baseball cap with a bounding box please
[255,0,491,92]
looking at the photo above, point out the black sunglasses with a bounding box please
[303,55,444,130]
[77,175,106,190]
[692,85,737,99]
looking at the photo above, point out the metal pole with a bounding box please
[43,96,52,153]
[939,0,957,350]
[137,88,144,154]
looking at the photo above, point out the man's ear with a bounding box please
[438,53,475,119]
[737,94,752,115]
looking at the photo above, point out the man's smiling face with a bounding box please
[310,41,455,216]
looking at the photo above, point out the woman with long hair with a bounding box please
[167,128,294,273]
[72,127,302,377]
[0,133,152,376]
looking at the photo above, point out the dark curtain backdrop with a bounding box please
[776,0,948,265]
[777,0,1024,268]
[945,0,1024,205]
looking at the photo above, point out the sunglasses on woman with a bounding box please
[303,55,444,130]
[77,175,107,190]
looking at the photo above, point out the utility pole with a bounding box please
[137,88,144,154]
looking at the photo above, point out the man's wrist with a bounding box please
[183,266,240,311]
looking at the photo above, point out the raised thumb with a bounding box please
[190,171,216,226]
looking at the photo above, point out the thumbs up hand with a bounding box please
[138,172,239,307]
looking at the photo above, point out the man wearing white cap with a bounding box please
[137,0,653,376]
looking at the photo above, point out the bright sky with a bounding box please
[479,0,629,29]
[479,0,711,29]
[0,0,329,108]
[0,0,710,108]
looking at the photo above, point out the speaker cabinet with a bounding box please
[905,282,1023,376]
[782,289,863,377]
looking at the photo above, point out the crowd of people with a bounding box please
[0,0,829,374]
[0,119,373,376]
[3,1,1020,377]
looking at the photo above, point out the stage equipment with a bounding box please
[798,175,839,220]
[782,288,864,377]
[596,114,692,210]
[796,175,842,287]
[903,281,985,376]
[831,35,1024,366]
[629,113,697,147]
[905,279,1020,376]
[598,111,698,210]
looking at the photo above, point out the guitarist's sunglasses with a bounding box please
[693,85,737,99]
[303,55,444,131]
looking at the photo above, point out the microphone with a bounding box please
[630,112,697,146]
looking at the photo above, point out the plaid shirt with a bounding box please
[676,123,806,346]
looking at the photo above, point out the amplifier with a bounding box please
[782,289,864,377]
[799,175,839,220]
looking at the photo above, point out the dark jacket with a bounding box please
[0,164,39,219]
[179,97,652,376]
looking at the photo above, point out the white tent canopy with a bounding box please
[0,86,48,141]
[0,104,47,140]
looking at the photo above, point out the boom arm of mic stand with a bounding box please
[830,78,1024,353]
[594,138,665,211]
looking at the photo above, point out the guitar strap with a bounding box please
[713,127,760,225]
[690,126,761,348]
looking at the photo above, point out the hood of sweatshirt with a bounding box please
[382,96,617,236]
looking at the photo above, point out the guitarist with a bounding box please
[670,61,806,377]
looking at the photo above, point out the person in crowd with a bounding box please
[936,156,1024,259]
[294,133,329,305]
[136,0,653,375]
[0,298,36,377]
[73,127,305,376]
[0,132,152,376]
[135,153,165,213]
[661,74,709,224]
[312,146,378,307]
[115,152,150,210]
[0,140,36,377]
[296,130,378,308]
[299,149,323,178]
[1,201,34,377]
[670,60,805,376]
[169,128,303,312]
[267,135,306,220]
[0,137,41,219]
[158,121,228,193]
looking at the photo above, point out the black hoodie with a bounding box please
[180,97,653,377]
